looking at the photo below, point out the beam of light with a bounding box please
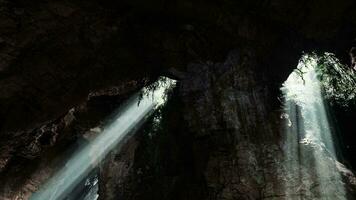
[281,56,347,199]
[30,77,176,200]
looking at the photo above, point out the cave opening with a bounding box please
[30,77,177,200]
[281,53,355,199]
[1,0,356,199]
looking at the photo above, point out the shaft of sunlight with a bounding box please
[281,56,347,199]
[30,77,176,200]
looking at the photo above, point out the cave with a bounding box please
[1,0,356,199]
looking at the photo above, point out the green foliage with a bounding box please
[138,76,176,105]
[301,52,356,107]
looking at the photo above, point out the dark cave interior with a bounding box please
[1,0,356,199]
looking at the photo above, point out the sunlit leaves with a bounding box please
[287,52,356,107]
[314,53,356,107]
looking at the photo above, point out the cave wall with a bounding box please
[99,50,356,200]
[1,0,356,134]
[98,87,206,200]
[0,79,147,199]
[179,51,356,199]
[1,0,356,199]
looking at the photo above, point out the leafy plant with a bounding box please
[315,53,356,107]
[300,52,356,107]
[283,52,356,108]
[138,76,176,105]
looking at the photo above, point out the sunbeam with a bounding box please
[30,77,176,200]
[281,55,347,199]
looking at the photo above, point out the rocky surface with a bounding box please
[0,78,146,199]
[1,0,356,199]
[179,51,356,199]
[99,86,208,200]
[99,51,356,200]
[1,0,356,134]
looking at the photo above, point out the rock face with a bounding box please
[1,0,356,134]
[180,50,280,199]
[1,0,356,199]
[98,51,356,200]
[180,51,356,199]
[0,79,146,199]
[99,87,207,200]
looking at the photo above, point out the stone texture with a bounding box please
[98,50,356,200]
[1,0,356,135]
[0,78,146,199]
[179,51,356,199]
[1,0,356,199]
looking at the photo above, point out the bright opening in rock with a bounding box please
[30,77,176,200]
[280,53,352,199]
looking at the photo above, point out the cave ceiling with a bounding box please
[0,0,355,133]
